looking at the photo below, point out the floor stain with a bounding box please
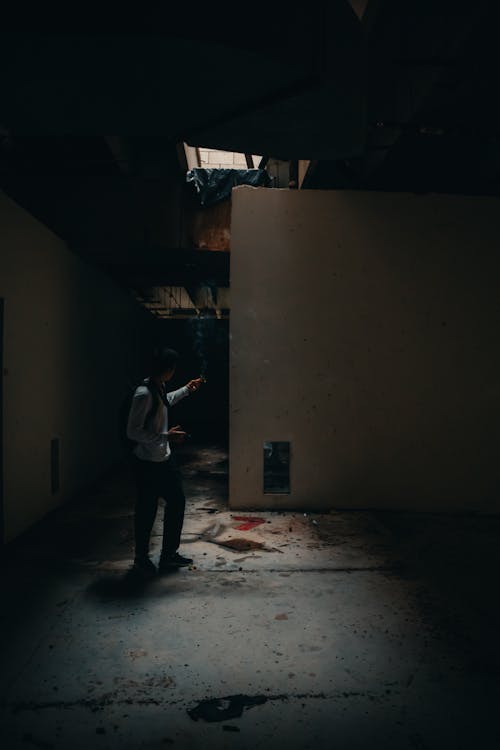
[187,694,268,722]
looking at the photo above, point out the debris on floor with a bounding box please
[212,538,265,552]
[199,521,226,539]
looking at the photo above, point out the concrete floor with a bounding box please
[1,444,500,749]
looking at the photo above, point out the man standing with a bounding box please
[126,347,203,576]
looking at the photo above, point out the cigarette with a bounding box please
[200,375,207,383]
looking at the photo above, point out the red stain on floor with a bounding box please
[233,516,266,531]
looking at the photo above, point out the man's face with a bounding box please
[161,367,176,383]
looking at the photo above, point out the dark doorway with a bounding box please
[153,316,229,445]
[151,314,230,508]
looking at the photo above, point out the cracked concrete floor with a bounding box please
[1,444,500,749]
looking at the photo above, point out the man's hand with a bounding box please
[166,425,187,443]
[186,378,203,393]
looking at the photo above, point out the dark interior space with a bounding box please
[152,318,230,445]
[2,4,500,748]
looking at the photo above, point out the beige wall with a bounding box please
[230,187,500,512]
[0,191,153,542]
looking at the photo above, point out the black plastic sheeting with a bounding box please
[186,167,272,206]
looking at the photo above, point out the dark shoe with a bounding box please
[132,558,157,577]
[159,552,193,570]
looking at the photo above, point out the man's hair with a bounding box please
[149,347,180,376]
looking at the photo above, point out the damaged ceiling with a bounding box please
[0,1,499,294]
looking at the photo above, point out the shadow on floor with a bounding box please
[86,567,181,601]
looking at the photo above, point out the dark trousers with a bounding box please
[132,455,186,562]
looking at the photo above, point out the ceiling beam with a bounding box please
[179,142,200,172]
[358,4,490,184]
[184,72,321,145]
[348,0,370,21]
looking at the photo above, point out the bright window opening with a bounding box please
[183,142,262,171]
[198,148,262,170]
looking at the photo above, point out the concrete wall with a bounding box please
[0,191,154,542]
[230,187,500,512]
